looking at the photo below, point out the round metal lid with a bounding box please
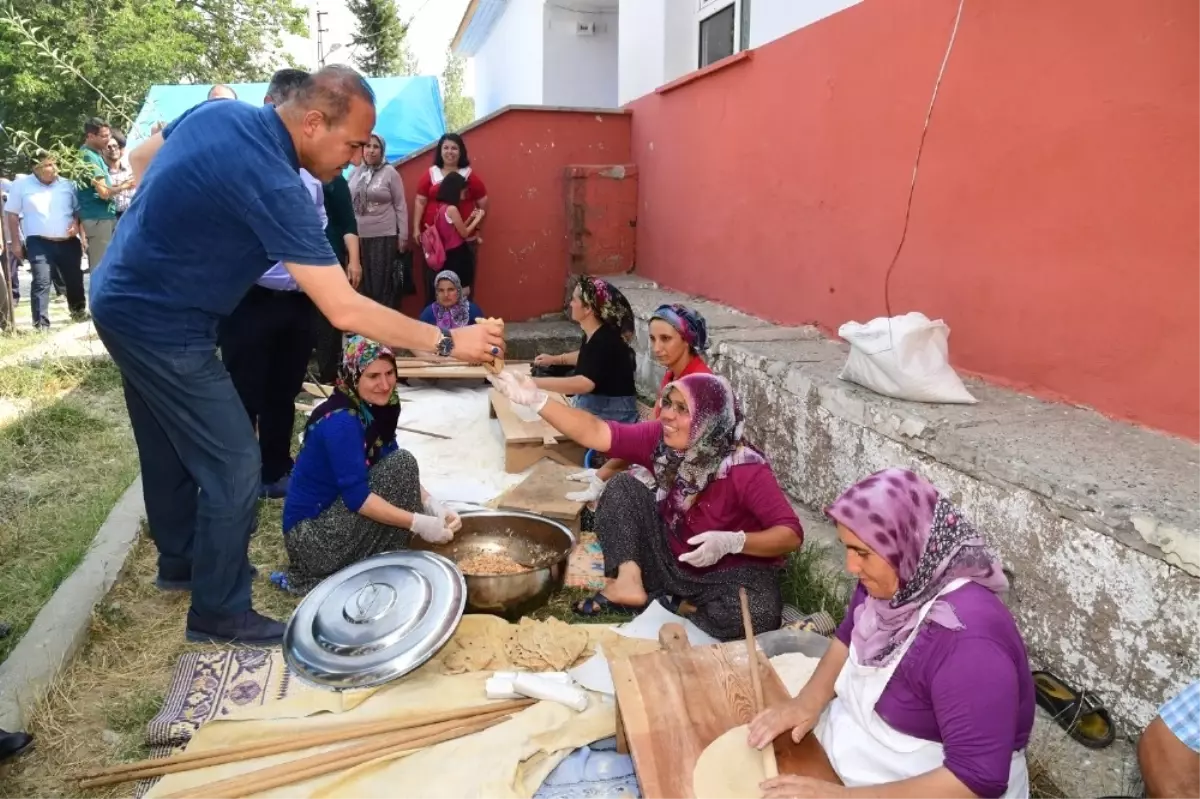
[283,550,466,690]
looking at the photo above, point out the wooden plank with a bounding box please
[614,640,840,798]
[489,389,568,444]
[494,461,585,521]
[394,363,532,380]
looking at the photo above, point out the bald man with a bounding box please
[207,84,237,100]
[90,66,503,645]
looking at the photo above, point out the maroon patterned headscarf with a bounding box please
[652,374,765,541]
[826,468,1008,666]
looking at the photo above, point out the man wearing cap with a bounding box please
[90,65,503,645]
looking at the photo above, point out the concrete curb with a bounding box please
[0,475,145,731]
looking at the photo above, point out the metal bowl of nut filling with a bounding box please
[409,509,576,619]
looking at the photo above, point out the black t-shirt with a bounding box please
[575,324,636,397]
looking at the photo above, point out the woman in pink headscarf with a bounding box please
[488,370,803,640]
[748,468,1035,799]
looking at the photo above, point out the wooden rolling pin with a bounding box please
[740,586,779,780]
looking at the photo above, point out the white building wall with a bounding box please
[542,5,619,108]
[617,0,666,105]
[618,0,864,105]
[746,0,862,49]
[472,0,545,118]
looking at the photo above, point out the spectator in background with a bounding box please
[430,172,484,295]
[218,68,319,501]
[78,117,130,271]
[348,133,407,309]
[315,165,361,384]
[105,130,135,220]
[3,154,88,326]
[208,84,237,100]
[413,133,488,301]
[418,270,483,333]
[1,176,16,305]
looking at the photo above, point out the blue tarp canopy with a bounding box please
[128,75,445,162]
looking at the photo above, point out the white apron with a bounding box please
[814,578,1029,798]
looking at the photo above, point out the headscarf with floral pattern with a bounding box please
[652,373,766,544]
[577,276,634,342]
[305,335,400,467]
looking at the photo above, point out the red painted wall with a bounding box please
[566,165,639,278]
[397,108,632,321]
[627,0,1199,439]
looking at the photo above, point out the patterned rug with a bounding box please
[566,531,605,590]
[135,648,305,796]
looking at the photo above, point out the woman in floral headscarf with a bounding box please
[531,276,639,423]
[488,370,803,639]
[565,303,714,503]
[747,468,1033,799]
[275,336,462,594]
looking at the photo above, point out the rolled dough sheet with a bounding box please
[692,724,764,799]
[769,652,821,697]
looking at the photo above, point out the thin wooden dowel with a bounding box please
[397,424,452,440]
[740,587,779,779]
[76,699,533,786]
[161,712,510,799]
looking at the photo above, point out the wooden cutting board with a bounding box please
[611,629,841,797]
[494,460,585,521]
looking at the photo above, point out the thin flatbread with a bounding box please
[692,724,766,799]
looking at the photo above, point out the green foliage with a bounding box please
[0,0,307,174]
[441,49,474,132]
[347,0,416,78]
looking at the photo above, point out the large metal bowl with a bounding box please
[409,510,576,619]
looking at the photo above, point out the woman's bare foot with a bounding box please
[600,574,648,608]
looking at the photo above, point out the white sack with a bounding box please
[838,312,977,404]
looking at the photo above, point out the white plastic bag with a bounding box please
[838,312,977,404]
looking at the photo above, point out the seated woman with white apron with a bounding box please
[748,468,1033,799]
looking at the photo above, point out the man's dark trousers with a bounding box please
[219,286,315,485]
[93,323,258,618]
[26,236,85,325]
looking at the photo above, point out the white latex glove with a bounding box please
[567,469,598,483]
[487,371,548,412]
[677,530,747,568]
[423,496,462,534]
[411,513,453,544]
[565,475,606,503]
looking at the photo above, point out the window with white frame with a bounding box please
[697,0,750,68]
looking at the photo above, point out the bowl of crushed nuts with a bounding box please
[409,510,576,619]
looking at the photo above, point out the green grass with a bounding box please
[780,542,855,625]
[0,357,139,664]
[0,329,50,361]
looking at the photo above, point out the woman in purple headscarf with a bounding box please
[488,370,803,640]
[747,468,1035,799]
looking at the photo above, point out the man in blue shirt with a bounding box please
[219,68,322,501]
[91,65,503,645]
[4,155,88,327]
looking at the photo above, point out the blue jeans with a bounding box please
[95,324,260,617]
[573,393,640,423]
[26,236,85,328]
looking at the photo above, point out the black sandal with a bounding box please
[573,593,645,618]
[1033,670,1115,749]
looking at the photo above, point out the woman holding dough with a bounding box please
[489,369,802,639]
[274,336,462,594]
[747,468,1034,799]
[531,276,639,423]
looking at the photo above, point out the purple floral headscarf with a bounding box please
[431,270,470,330]
[306,336,400,467]
[826,468,1008,667]
[652,374,766,541]
[651,304,709,354]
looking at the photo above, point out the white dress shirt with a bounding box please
[4,174,78,239]
[256,169,327,292]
